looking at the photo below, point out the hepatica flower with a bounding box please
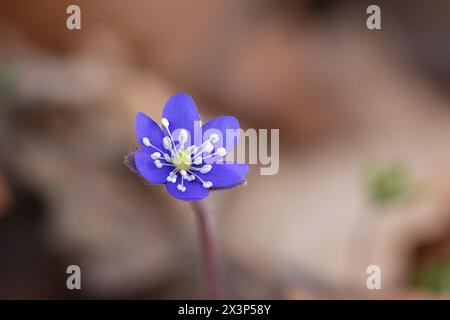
[131,93,249,202]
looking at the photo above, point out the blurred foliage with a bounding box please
[364,163,421,206]
[413,255,450,295]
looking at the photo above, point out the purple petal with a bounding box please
[134,150,171,184]
[201,116,240,153]
[162,93,200,141]
[165,180,209,202]
[135,112,165,152]
[197,163,249,189]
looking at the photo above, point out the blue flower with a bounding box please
[130,93,249,202]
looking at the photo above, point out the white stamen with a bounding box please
[161,119,178,153]
[187,170,208,185]
[167,169,179,183]
[199,165,212,174]
[204,141,214,153]
[142,137,151,147]
[200,147,228,161]
[209,134,219,143]
[202,181,213,189]
[140,138,166,155]
[216,147,227,157]
[193,157,202,165]
[177,174,187,192]
[154,160,162,168]
[189,146,198,154]
[163,153,171,162]
[163,136,172,150]
[178,129,188,144]
[190,165,212,173]
[151,152,161,160]
[180,170,188,177]
[191,140,215,160]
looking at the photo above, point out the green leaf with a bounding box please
[364,163,421,206]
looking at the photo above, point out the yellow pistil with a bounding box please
[172,147,192,171]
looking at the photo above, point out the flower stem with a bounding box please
[191,201,221,299]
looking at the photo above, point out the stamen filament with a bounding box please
[200,148,227,161]
[189,164,212,174]
[192,140,213,160]
[161,118,178,153]
[160,162,176,167]
[142,138,165,155]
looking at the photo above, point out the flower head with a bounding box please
[129,93,249,202]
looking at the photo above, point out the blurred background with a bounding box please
[0,0,450,299]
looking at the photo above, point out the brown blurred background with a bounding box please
[0,0,450,299]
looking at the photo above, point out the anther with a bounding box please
[163,136,172,150]
[200,165,212,174]
[216,147,227,157]
[142,137,151,147]
[151,152,161,160]
[202,181,213,189]
[189,146,198,154]
[204,141,214,153]
[177,182,186,192]
[161,118,169,128]
[154,160,163,168]
[209,134,219,143]
[178,129,188,144]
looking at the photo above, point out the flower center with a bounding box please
[172,147,192,170]
[141,118,228,193]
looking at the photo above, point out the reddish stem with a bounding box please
[192,201,221,299]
